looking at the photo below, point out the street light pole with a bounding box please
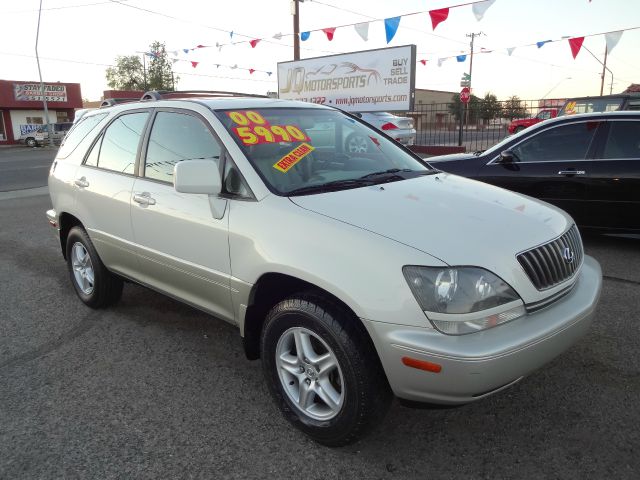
[35,0,53,146]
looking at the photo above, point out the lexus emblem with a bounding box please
[562,246,575,264]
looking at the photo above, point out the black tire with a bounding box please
[261,293,392,446]
[65,226,123,308]
[25,137,36,147]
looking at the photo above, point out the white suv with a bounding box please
[47,92,602,446]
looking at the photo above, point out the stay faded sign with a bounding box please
[14,83,67,102]
[277,45,416,112]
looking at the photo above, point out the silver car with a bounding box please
[46,93,601,446]
[350,111,415,151]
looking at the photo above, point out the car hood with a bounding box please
[289,173,571,269]
[427,153,476,163]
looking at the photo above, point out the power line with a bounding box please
[5,0,124,14]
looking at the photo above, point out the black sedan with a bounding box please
[428,111,640,234]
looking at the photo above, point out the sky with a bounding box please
[1,0,639,103]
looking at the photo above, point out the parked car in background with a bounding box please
[507,108,558,134]
[46,91,601,446]
[33,122,74,146]
[559,93,640,116]
[429,111,640,234]
[349,112,415,151]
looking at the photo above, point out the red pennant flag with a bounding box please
[419,59,427,66]
[195,44,206,49]
[322,28,336,41]
[429,8,449,30]
[191,61,199,68]
[249,39,261,48]
[249,69,255,74]
[568,37,584,59]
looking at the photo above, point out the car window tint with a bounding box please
[144,112,221,183]
[510,122,599,162]
[57,113,107,158]
[603,121,640,159]
[96,112,148,174]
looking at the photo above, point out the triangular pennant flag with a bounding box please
[230,31,234,39]
[250,39,261,48]
[231,64,238,69]
[195,45,206,49]
[215,64,220,68]
[536,40,551,48]
[456,54,467,62]
[507,47,516,56]
[437,57,446,67]
[429,8,449,30]
[273,32,283,40]
[322,28,336,41]
[170,50,178,57]
[183,48,189,54]
[472,0,496,21]
[267,72,272,76]
[249,69,255,74]
[354,22,369,41]
[171,58,179,64]
[191,61,198,68]
[605,30,623,53]
[300,31,310,41]
[384,16,401,43]
[568,37,584,59]
[419,59,427,66]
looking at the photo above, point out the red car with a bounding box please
[508,108,558,134]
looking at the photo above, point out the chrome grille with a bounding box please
[517,225,583,290]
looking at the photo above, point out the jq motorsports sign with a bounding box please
[278,45,416,112]
[13,83,67,102]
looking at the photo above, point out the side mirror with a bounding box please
[174,159,222,195]
[498,150,515,163]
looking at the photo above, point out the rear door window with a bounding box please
[510,122,600,162]
[602,121,640,159]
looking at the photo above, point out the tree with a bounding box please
[105,41,176,92]
[448,93,481,122]
[478,93,501,122]
[502,95,528,120]
[146,41,176,91]
[106,55,145,90]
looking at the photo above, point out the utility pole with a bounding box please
[35,0,53,146]
[292,0,301,60]
[600,46,608,96]
[465,31,483,126]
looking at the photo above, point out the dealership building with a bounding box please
[0,80,82,145]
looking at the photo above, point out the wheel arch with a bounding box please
[242,272,376,363]
[58,212,83,260]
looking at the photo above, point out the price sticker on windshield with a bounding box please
[228,110,310,146]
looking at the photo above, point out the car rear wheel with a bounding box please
[345,133,370,154]
[261,293,392,446]
[66,226,123,308]
[25,137,36,147]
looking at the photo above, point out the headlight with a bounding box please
[403,266,526,335]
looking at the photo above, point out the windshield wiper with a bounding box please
[359,168,412,179]
[287,178,375,196]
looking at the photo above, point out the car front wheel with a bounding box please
[66,226,123,308]
[25,137,36,147]
[261,293,391,446]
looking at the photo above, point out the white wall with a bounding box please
[9,109,58,140]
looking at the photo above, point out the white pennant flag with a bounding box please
[354,22,369,41]
[507,47,516,56]
[273,32,283,40]
[472,0,496,21]
[605,30,623,53]
[437,57,446,67]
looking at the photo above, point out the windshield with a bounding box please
[215,108,432,195]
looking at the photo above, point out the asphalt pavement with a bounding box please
[0,148,638,479]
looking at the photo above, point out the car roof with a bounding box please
[546,110,640,124]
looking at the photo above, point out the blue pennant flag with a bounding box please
[301,31,310,41]
[536,40,551,48]
[384,17,401,44]
[456,55,467,62]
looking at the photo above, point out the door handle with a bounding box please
[74,177,89,188]
[133,192,156,206]
[557,170,585,175]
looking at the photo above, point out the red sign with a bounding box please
[460,87,471,104]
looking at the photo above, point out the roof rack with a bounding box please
[140,90,270,101]
[100,98,140,108]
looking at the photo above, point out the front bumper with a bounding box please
[363,255,602,404]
